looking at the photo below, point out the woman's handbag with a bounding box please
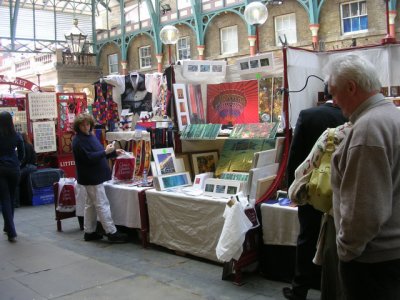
[306,128,335,213]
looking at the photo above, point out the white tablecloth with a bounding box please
[145,189,228,262]
[260,203,300,246]
[76,182,148,229]
[105,130,150,141]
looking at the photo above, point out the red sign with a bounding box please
[57,155,76,178]
[0,75,39,91]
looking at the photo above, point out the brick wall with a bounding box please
[98,0,398,70]
[99,43,121,75]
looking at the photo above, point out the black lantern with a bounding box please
[65,18,87,54]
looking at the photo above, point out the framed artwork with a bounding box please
[152,147,177,175]
[256,175,276,200]
[182,60,226,79]
[248,163,280,200]
[390,86,399,97]
[173,83,191,131]
[187,84,206,124]
[258,77,284,123]
[190,151,219,175]
[252,149,277,168]
[207,80,259,125]
[236,52,274,75]
[203,178,242,198]
[154,172,192,191]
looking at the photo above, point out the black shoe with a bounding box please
[107,231,128,243]
[282,287,306,300]
[84,232,103,241]
[8,236,17,243]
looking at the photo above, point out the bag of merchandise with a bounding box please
[56,178,77,212]
[112,152,136,181]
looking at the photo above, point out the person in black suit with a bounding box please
[283,94,347,300]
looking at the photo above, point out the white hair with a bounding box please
[325,54,381,93]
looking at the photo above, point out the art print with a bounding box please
[154,172,192,191]
[152,147,177,175]
[203,178,242,198]
[173,83,191,131]
[207,80,259,125]
[191,151,219,175]
[187,84,205,124]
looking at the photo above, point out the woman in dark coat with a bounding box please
[0,112,24,242]
[72,113,127,243]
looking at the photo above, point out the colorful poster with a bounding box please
[207,80,259,125]
[259,77,283,123]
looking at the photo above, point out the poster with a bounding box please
[32,121,57,153]
[207,80,259,125]
[28,92,57,120]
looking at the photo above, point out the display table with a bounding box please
[76,182,151,247]
[260,203,299,246]
[145,189,260,285]
[145,189,227,262]
[259,202,300,283]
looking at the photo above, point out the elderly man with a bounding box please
[327,54,400,300]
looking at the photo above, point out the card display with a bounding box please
[28,92,57,120]
[33,121,57,153]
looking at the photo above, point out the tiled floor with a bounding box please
[0,204,321,300]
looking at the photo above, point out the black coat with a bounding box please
[72,132,115,185]
[20,142,36,168]
[287,103,347,187]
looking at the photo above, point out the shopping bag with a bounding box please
[56,178,77,212]
[112,152,136,181]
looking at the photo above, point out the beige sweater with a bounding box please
[332,94,400,263]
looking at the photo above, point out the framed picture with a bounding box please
[173,83,191,131]
[190,151,219,175]
[203,178,242,198]
[153,172,192,191]
[152,147,177,175]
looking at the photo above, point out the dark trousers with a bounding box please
[292,204,323,297]
[19,165,37,205]
[339,258,400,300]
[0,166,20,238]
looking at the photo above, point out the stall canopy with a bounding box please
[287,43,400,128]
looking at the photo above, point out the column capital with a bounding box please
[156,54,163,73]
[121,60,128,75]
[309,24,320,36]
[197,45,205,55]
[389,10,397,24]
